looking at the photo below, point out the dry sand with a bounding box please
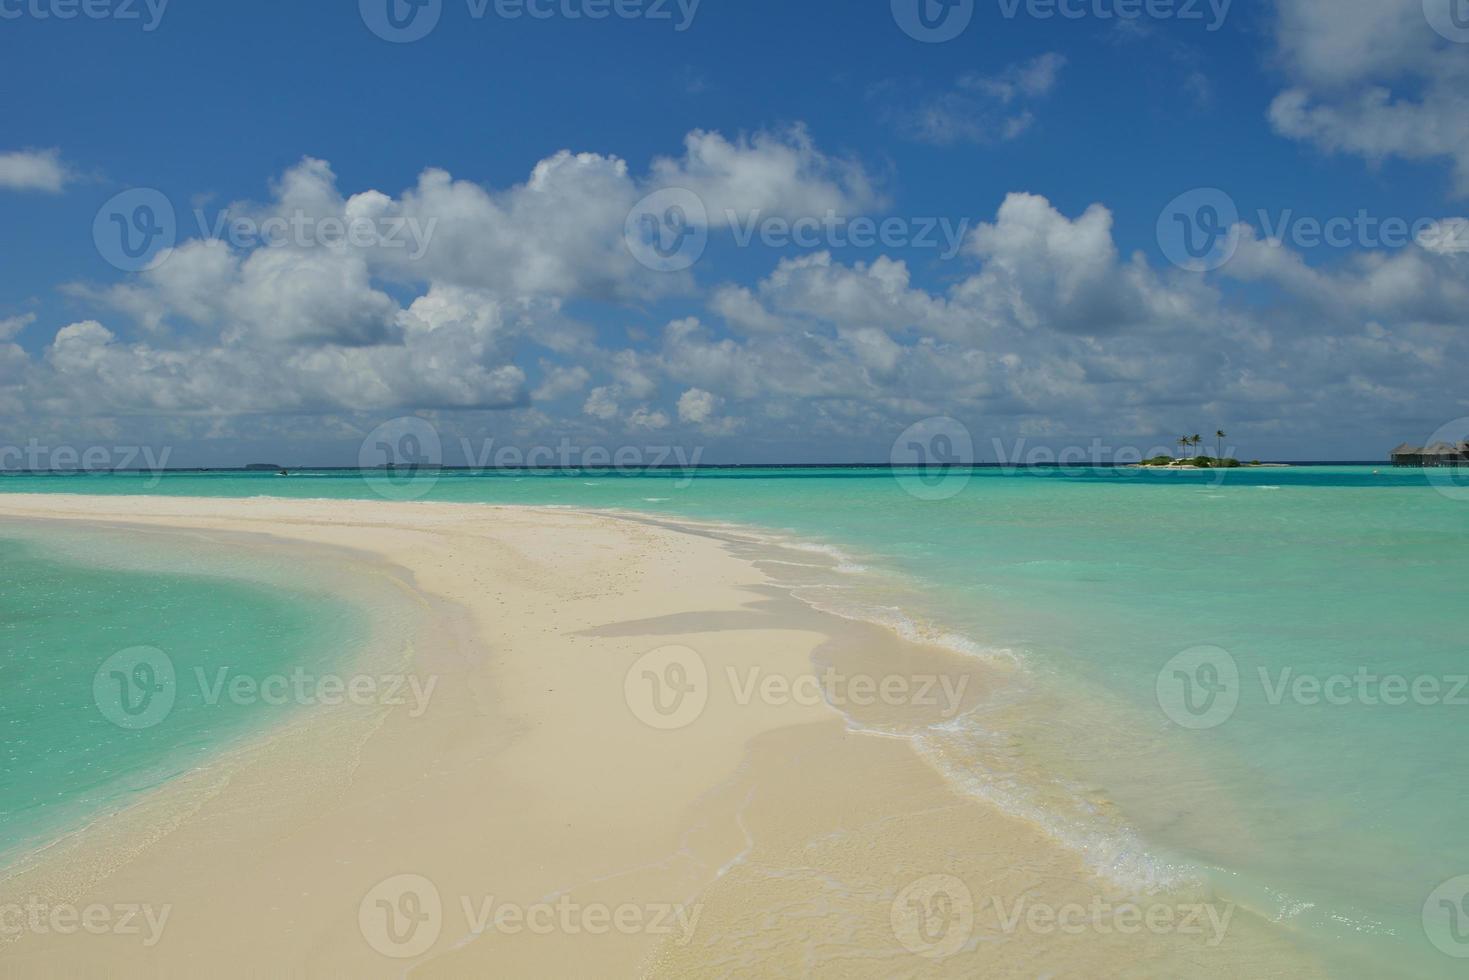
[0,495,1325,977]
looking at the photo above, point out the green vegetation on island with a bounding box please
[1135,429,1267,468]
[1141,455,1243,468]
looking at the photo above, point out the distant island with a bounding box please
[1128,430,1271,468]
[244,463,282,471]
[1133,456,1275,469]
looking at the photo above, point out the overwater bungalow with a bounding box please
[1391,442,1469,466]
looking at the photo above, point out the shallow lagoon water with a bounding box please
[0,522,370,867]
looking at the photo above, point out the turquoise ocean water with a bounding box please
[0,521,370,870]
[2,465,1467,976]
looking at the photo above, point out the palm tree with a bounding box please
[1191,434,1203,459]
[1178,436,1190,460]
[1216,429,1226,461]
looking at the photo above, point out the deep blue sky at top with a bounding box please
[1,0,1454,346]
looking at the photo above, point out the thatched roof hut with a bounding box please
[1393,441,1469,466]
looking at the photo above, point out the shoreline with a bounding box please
[0,495,1325,976]
[0,516,428,879]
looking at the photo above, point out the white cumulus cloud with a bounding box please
[0,149,70,193]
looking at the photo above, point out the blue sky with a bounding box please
[2,0,1467,465]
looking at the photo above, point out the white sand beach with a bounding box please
[0,495,1323,977]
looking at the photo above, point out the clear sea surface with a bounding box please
[2,464,1467,977]
[0,521,369,870]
